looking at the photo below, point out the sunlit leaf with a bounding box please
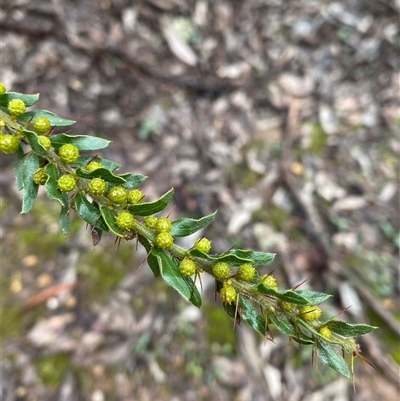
[19,110,75,126]
[51,134,110,151]
[326,321,377,337]
[76,167,125,184]
[295,290,332,305]
[127,188,174,216]
[170,212,216,237]
[0,92,39,107]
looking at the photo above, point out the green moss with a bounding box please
[34,352,70,386]
[366,308,400,364]
[0,305,21,338]
[203,302,235,354]
[309,123,327,155]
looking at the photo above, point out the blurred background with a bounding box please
[0,1,399,400]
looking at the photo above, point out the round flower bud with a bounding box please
[0,82,6,94]
[319,326,332,339]
[127,189,144,204]
[299,305,322,321]
[32,167,48,185]
[278,300,295,311]
[115,211,135,231]
[33,116,51,133]
[59,144,79,164]
[8,98,26,117]
[107,186,127,204]
[87,178,106,195]
[85,161,102,171]
[57,174,76,192]
[154,232,173,249]
[260,274,278,290]
[144,215,158,228]
[0,134,19,154]
[179,257,197,277]
[155,217,172,233]
[38,135,51,150]
[237,264,255,281]
[194,238,211,253]
[220,285,236,304]
[212,261,230,280]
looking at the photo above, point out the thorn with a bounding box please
[292,278,307,290]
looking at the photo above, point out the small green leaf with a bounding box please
[151,247,191,301]
[75,167,126,184]
[225,250,275,266]
[267,310,296,336]
[170,212,216,237]
[120,173,147,189]
[138,236,160,277]
[18,110,76,126]
[295,290,332,305]
[74,193,109,231]
[59,202,70,235]
[0,92,39,107]
[267,310,314,344]
[257,285,310,305]
[100,206,126,237]
[76,156,121,171]
[317,340,351,379]
[188,249,255,265]
[23,130,48,157]
[17,153,40,213]
[239,297,267,337]
[326,322,377,337]
[44,163,65,206]
[127,188,174,216]
[50,134,111,151]
[183,276,202,308]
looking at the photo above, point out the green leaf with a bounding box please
[23,130,48,157]
[75,167,126,184]
[225,250,275,266]
[0,92,39,107]
[59,202,70,235]
[18,110,75,126]
[138,236,160,277]
[295,290,332,305]
[50,134,111,151]
[170,212,216,237]
[267,310,314,344]
[189,249,274,266]
[183,276,202,308]
[326,322,377,337]
[74,193,109,231]
[44,163,65,206]
[188,249,253,265]
[127,188,174,216]
[239,297,267,337]
[267,310,296,336]
[316,340,351,379]
[120,173,147,189]
[151,247,191,301]
[16,153,40,213]
[257,284,310,305]
[76,156,121,171]
[99,206,126,237]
